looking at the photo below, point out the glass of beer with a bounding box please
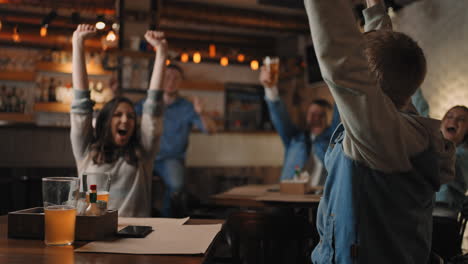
[42,177,80,246]
[263,56,280,87]
[82,172,111,203]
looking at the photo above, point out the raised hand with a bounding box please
[72,24,96,44]
[145,31,168,54]
[192,96,205,115]
[259,65,275,88]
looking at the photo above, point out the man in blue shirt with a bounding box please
[136,64,216,217]
[259,66,340,185]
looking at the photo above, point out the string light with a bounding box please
[96,21,106,30]
[193,52,201,63]
[180,53,189,63]
[0,20,2,31]
[237,54,245,62]
[12,25,20,42]
[220,56,229,67]
[96,15,106,30]
[209,44,216,58]
[106,30,116,42]
[40,25,48,37]
[165,59,171,66]
[250,60,259,71]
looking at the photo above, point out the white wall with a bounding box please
[393,0,468,119]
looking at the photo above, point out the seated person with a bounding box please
[71,25,166,217]
[412,88,468,260]
[135,64,217,217]
[259,66,340,185]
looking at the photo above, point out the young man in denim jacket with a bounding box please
[305,0,455,263]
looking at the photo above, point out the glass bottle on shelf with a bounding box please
[0,85,6,112]
[10,87,19,112]
[48,77,56,102]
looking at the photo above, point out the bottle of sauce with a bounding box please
[85,184,100,216]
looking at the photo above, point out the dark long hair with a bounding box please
[90,97,141,165]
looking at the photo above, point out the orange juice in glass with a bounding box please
[42,177,80,246]
[86,191,110,203]
[82,172,111,203]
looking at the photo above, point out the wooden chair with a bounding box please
[223,210,314,264]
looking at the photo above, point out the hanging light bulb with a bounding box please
[106,30,116,42]
[250,60,259,71]
[96,21,106,30]
[12,25,20,43]
[237,54,245,63]
[96,15,106,30]
[220,56,229,67]
[209,44,216,58]
[165,59,171,66]
[180,53,189,63]
[193,52,201,63]
[40,25,48,37]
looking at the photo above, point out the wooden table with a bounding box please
[0,215,223,264]
[210,184,322,208]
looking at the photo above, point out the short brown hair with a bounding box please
[364,30,427,109]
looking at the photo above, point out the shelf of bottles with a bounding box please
[0,47,114,123]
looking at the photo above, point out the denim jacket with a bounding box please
[305,0,455,263]
[312,124,440,264]
[265,97,340,180]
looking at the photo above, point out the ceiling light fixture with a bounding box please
[209,44,216,58]
[250,60,259,70]
[220,56,228,67]
[106,30,116,42]
[12,25,20,43]
[237,54,245,63]
[181,53,189,63]
[96,15,106,30]
[40,25,48,37]
[193,52,201,63]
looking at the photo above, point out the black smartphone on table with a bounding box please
[116,225,153,238]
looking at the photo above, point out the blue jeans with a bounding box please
[154,159,185,217]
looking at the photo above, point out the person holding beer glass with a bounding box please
[259,60,340,185]
[70,24,166,217]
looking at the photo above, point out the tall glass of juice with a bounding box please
[42,177,80,246]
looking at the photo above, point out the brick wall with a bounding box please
[393,0,468,119]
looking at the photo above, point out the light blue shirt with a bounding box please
[136,97,205,161]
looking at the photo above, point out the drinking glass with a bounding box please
[42,177,80,246]
[263,56,280,87]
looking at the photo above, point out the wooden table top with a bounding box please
[0,215,223,264]
[210,184,322,208]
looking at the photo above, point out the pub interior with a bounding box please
[1,0,468,263]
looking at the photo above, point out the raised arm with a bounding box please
[70,25,97,163]
[260,65,299,146]
[139,31,166,157]
[304,0,427,172]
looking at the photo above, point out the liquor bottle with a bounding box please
[0,85,6,112]
[48,77,56,102]
[10,87,19,112]
[85,184,101,216]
